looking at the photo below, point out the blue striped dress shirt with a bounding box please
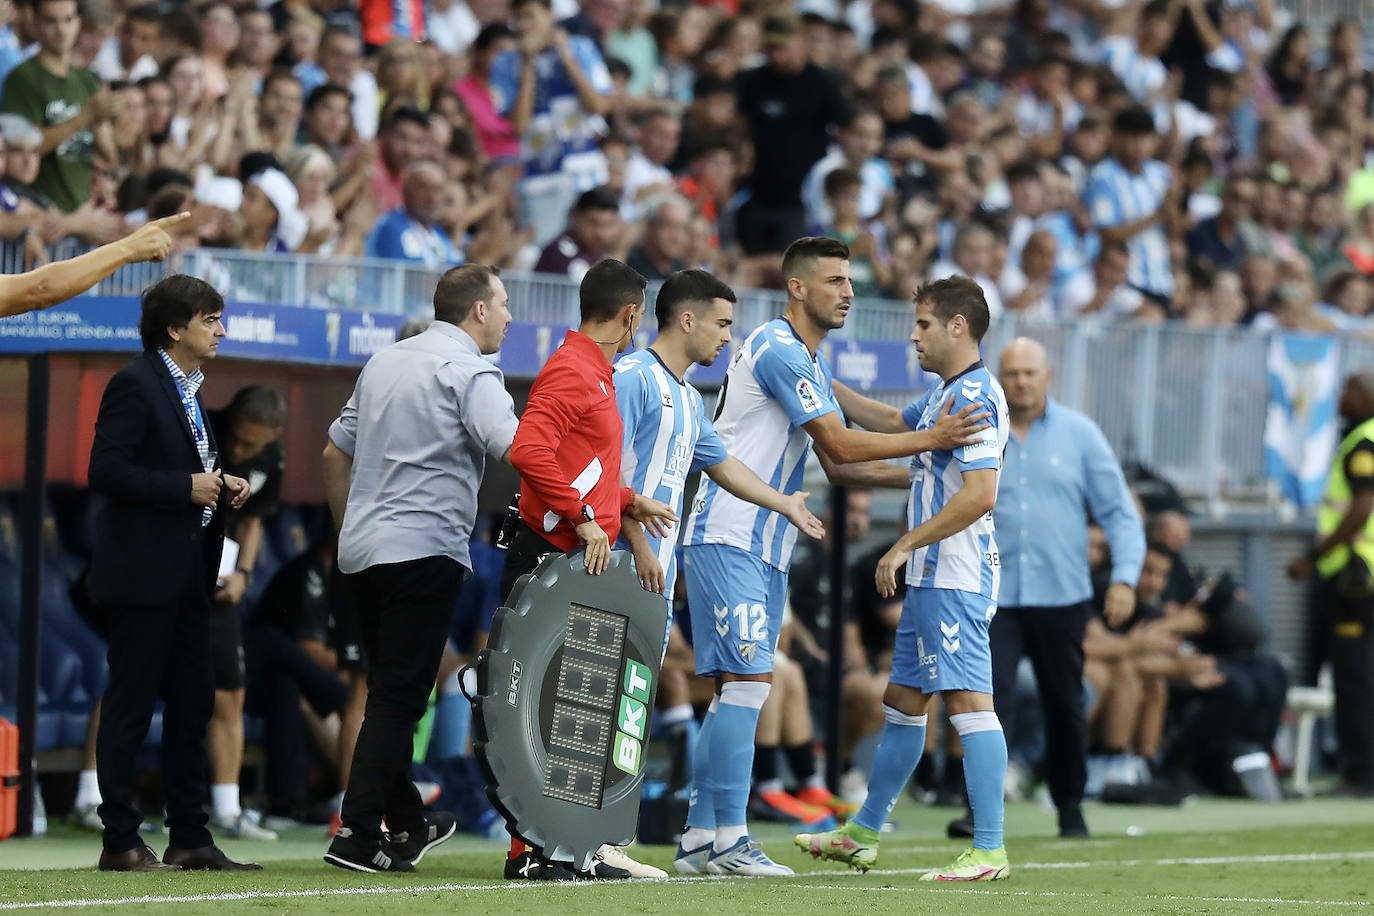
[995,398,1145,608]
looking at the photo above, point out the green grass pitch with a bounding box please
[2,795,1372,914]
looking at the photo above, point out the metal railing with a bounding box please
[7,242,1372,504]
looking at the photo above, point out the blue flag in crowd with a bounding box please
[1264,333,1339,508]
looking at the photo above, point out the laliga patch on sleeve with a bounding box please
[795,378,823,414]
[957,422,1000,462]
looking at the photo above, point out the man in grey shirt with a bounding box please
[320,263,518,873]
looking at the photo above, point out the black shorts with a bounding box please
[209,602,247,691]
[331,568,368,673]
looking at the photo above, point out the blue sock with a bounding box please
[853,706,927,834]
[712,681,770,842]
[684,700,717,831]
[951,711,1007,851]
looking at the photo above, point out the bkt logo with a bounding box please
[506,659,522,707]
[613,659,654,775]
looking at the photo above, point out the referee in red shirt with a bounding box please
[502,259,677,881]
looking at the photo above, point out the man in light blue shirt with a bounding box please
[984,337,1144,839]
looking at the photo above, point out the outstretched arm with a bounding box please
[705,456,825,539]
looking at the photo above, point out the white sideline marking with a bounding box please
[5,850,1374,911]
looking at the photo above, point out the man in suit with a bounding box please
[88,274,257,872]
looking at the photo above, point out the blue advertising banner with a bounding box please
[0,297,929,393]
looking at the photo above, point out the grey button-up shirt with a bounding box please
[329,321,518,572]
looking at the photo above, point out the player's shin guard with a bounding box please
[684,697,719,832]
[712,681,770,848]
[951,710,1007,851]
[853,706,928,834]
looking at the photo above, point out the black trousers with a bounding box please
[97,578,215,853]
[1319,580,1374,788]
[499,524,562,604]
[1164,654,1288,793]
[340,555,467,842]
[244,624,350,806]
[990,603,1092,813]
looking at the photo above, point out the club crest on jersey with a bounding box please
[738,641,759,662]
[796,378,823,413]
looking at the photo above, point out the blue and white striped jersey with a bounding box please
[1085,157,1173,298]
[613,348,727,595]
[681,319,838,572]
[900,362,1009,599]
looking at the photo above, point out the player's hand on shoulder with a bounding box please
[783,490,825,541]
[629,494,678,539]
[929,398,990,450]
[574,520,611,575]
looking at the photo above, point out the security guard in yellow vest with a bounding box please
[1288,372,1374,795]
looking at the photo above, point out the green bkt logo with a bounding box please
[612,658,653,775]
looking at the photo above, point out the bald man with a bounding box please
[365,161,464,268]
[961,338,1145,838]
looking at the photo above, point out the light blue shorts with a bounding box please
[682,543,788,677]
[890,586,997,694]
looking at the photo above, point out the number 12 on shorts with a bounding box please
[731,602,766,641]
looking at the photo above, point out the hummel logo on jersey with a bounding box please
[961,382,982,401]
[738,641,758,662]
[661,390,673,408]
[941,621,961,654]
[713,605,729,637]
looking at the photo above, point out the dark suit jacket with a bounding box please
[88,350,226,607]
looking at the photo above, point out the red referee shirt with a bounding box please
[511,330,635,551]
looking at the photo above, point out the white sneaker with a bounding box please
[673,840,712,874]
[704,836,794,876]
[72,803,104,830]
[595,844,667,878]
[212,811,279,840]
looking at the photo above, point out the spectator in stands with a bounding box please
[452,24,519,164]
[1,0,118,213]
[236,8,280,84]
[622,107,680,214]
[88,274,256,872]
[371,105,431,214]
[735,12,848,258]
[930,222,1004,317]
[199,385,288,842]
[491,0,612,246]
[367,160,463,267]
[1061,241,1155,320]
[802,107,892,232]
[811,168,889,300]
[302,83,358,168]
[240,167,308,254]
[624,192,689,281]
[1186,172,1259,274]
[89,3,159,84]
[317,26,380,141]
[0,112,125,246]
[962,337,1145,839]
[534,185,621,280]
[1085,105,1178,310]
[999,230,1058,317]
[254,70,305,163]
[199,1,237,102]
[1288,372,1374,796]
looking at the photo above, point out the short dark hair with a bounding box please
[433,263,500,325]
[513,0,551,10]
[781,236,850,285]
[579,259,646,324]
[823,166,862,198]
[305,82,352,112]
[139,274,225,352]
[261,68,301,97]
[1005,158,1042,185]
[472,22,513,51]
[656,268,736,331]
[693,73,732,98]
[146,183,193,220]
[1145,540,1178,564]
[606,56,631,80]
[384,105,429,133]
[572,186,621,216]
[1142,0,1171,18]
[913,276,990,342]
[1114,104,1156,135]
[126,3,160,26]
[224,385,287,428]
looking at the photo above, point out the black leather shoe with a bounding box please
[163,843,263,870]
[99,844,181,872]
[1058,805,1090,838]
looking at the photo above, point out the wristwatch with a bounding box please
[579,504,596,523]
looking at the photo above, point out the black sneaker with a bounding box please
[576,847,633,880]
[1057,806,1090,838]
[946,811,974,839]
[387,812,458,866]
[504,850,578,881]
[323,828,416,873]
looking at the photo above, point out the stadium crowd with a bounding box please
[0,0,1373,333]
